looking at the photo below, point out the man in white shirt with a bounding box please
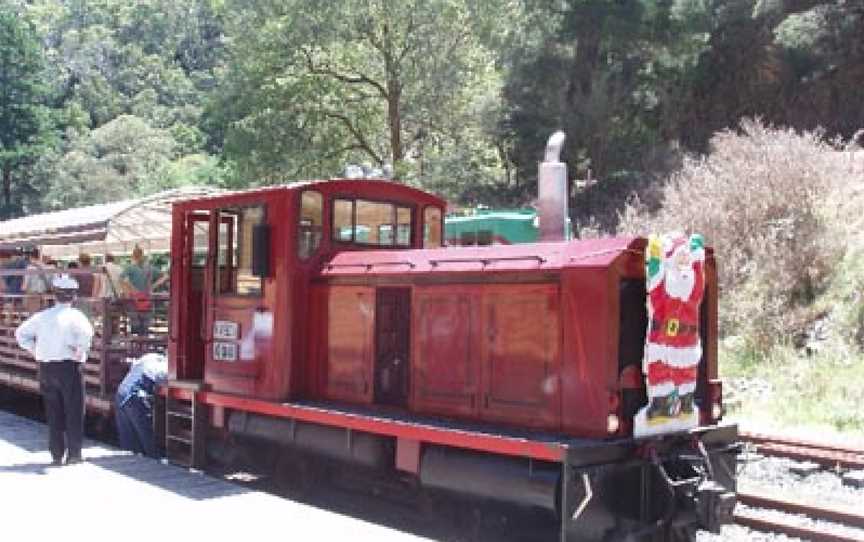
[16,274,94,466]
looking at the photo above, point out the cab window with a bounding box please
[298,190,323,259]
[216,205,265,296]
[332,198,413,247]
[423,206,443,248]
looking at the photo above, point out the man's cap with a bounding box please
[52,274,79,291]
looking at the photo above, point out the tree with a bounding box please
[207,0,513,186]
[0,8,53,218]
[501,0,717,195]
[40,115,177,209]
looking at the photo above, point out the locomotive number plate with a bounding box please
[213,320,239,340]
[213,341,238,361]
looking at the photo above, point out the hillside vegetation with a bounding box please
[617,120,864,435]
[2,1,864,219]
[1,2,863,434]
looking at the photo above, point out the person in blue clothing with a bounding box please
[2,248,28,294]
[115,353,168,458]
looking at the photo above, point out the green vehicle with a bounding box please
[444,208,570,245]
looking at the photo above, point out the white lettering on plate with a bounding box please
[213,342,238,361]
[213,320,239,340]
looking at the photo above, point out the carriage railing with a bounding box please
[0,268,169,406]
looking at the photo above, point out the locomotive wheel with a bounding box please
[273,450,323,497]
[668,524,697,542]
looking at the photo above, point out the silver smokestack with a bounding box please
[537,131,568,242]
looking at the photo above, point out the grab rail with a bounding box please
[325,261,416,272]
[428,255,547,267]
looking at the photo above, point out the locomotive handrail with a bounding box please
[325,261,416,271]
[428,255,547,267]
[568,248,641,262]
[325,263,373,271]
[368,261,416,269]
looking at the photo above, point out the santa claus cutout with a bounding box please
[633,232,705,438]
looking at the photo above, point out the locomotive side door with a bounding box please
[173,211,211,380]
[374,287,411,408]
[480,284,561,430]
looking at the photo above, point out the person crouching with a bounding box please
[115,353,167,458]
[15,274,94,466]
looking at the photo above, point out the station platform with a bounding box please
[0,409,430,541]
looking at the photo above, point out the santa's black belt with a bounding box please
[651,319,698,336]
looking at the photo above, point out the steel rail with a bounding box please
[740,432,864,470]
[734,513,864,542]
[741,431,864,456]
[735,490,864,541]
[738,491,864,529]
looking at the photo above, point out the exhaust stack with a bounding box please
[537,131,568,242]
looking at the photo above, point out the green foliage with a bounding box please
[0,7,54,218]
[206,0,513,188]
[39,115,177,209]
[500,0,717,206]
[2,0,864,217]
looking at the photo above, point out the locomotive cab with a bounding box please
[167,180,446,400]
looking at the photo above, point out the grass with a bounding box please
[721,340,864,441]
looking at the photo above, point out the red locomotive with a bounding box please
[158,135,737,541]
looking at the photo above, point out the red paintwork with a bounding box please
[167,179,719,460]
[396,437,422,473]
[322,286,375,403]
[169,180,445,402]
[320,238,646,437]
[163,386,566,462]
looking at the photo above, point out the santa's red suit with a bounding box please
[644,237,705,401]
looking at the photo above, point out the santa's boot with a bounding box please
[680,393,695,414]
[646,396,669,421]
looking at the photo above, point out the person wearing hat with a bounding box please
[15,274,94,465]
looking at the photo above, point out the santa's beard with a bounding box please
[665,265,695,300]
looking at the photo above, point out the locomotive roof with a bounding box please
[321,236,645,276]
[173,178,446,209]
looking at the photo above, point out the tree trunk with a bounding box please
[388,79,403,166]
[2,164,11,216]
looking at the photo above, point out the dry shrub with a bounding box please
[617,119,852,350]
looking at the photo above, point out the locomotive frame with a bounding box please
[158,178,737,541]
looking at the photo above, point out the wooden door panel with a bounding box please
[325,286,374,403]
[374,288,411,407]
[412,287,479,417]
[481,285,560,429]
[176,212,210,380]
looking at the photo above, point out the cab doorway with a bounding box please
[374,288,411,408]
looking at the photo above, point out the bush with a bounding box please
[616,119,851,350]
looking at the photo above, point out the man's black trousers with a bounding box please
[38,361,85,463]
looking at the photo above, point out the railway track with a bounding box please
[741,431,864,470]
[735,491,864,541]
[735,432,864,540]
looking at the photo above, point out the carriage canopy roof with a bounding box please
[0,187,222,258]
